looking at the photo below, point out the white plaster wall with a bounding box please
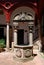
[0,15,6,24]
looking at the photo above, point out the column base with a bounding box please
[13,45,33,61]
[5,48,10,52]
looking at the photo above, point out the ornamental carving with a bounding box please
[16,49,22,58]
[24,49,32,58]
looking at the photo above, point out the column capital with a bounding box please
[13,22,19,29]
[29,30,33,33]
[28,26,33,33]
[13,22,18,26]
[28,22,34,33]
[14,29,17,32]
[6,22,10,25]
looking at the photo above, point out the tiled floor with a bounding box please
[0,51,44,65]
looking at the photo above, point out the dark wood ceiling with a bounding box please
[0,0,44,13]
[0,0,39,3]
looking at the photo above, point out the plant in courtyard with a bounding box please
[0,39,5,48]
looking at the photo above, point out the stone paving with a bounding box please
[0,51,44,65]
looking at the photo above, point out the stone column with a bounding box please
[29,29,33,46]
[6,23,9,50]
[28,22,34,46]
[13,22,18,46]
[38,20,42,51]
[14,29,17,45]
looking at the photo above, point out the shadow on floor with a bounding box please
[33,54,37,57]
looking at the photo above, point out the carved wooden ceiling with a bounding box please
[0,0,44,9]
[0,0,39,3]
[0,0,44,15]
